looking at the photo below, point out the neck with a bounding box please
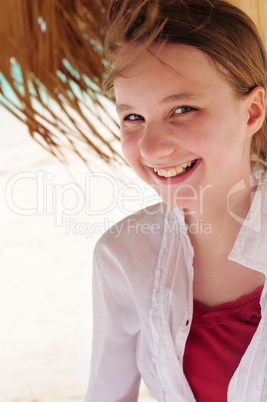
[184,174,258,253]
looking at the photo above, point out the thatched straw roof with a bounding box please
[0,0,123,166]
[0,0,266,166]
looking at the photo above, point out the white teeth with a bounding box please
[153,160,195,178]
[165,168,177,177]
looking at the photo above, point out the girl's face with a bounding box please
[114,43,261,212]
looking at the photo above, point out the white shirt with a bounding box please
[86,168,267,402]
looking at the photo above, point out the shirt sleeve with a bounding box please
[85,237,141,402]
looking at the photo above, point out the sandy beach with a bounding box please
[0,108,157,401]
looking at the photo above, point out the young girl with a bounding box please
[86,1,267,400]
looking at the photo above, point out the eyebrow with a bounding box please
[160,92,202,105]
[116,92,202,113]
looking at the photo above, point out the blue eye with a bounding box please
[173,106,194,115]
[124,114,144,121]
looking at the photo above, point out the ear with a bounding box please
[246,86,265,138]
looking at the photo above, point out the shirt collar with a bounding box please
[171,164,267,274]
[229,166,267,274]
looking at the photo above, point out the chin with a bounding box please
[160,194,199,212]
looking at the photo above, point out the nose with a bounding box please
[140,122,177,162]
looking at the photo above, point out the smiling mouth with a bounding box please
[153,159,198,178]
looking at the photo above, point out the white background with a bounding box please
[0,108,157,401]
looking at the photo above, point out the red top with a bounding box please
[183,286,263,401]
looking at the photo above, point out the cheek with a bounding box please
[121,135,139,166]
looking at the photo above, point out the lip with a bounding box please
[149,158,202,184]
[152,160,194,170]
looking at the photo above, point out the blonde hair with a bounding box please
[104,0,267,166]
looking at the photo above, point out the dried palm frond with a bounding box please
[0,0,123,166]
